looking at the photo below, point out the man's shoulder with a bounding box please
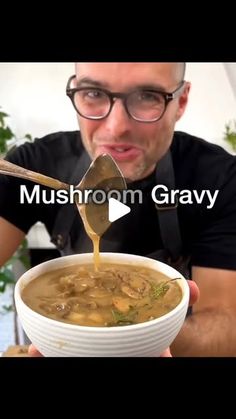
[172,131,234,159]
[6,130,84,178]
[33,130,82,151]
[172,131,235,170]
[171,131,236,188]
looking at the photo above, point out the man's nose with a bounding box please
[103,99,131,136]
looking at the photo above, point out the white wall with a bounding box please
[0,63,236,151]
[0,63,76,138]
[176,63,236,151]
[224,63,236,100]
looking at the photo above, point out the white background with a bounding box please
[0,63,236,152]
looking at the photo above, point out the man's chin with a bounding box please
[92,149,147,180]
[115,163,147,182]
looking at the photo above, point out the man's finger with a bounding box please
[160,347,172,357]
[28,344,43,357]
[187,280,200,306]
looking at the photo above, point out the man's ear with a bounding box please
[176,82,191,121]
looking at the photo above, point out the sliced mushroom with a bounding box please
[88,312,104,323]
[117,271,131,283]
[57,290,75,299]
[100,277,117,290]
[67,296,97,311]
[74,277,96,293]
[87,288,112,298]
[121,284,142,299]
[58,274,77,291]
[128,277,151,295]
[67,311,85,323]
[39,302,71,318]
[112,296,132,313]
[95,297,113,307]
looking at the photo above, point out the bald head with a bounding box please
[177,62,186,80]
[168,62,186,83]
[75,62,185,91]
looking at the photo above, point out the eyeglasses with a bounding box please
[66,75,185,123]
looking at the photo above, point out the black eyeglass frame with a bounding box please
[66,75,185,123]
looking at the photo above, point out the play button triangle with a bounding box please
[108,197,131,222]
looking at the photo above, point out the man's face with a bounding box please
[74,63,190,181]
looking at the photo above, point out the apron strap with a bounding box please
[51,149,91,252]
[155,150,183,262]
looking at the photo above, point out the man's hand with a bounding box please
[28,344,43,357]
[187,279,200,306]
[28,280,200,357]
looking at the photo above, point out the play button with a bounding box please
[83,172,129,236]
[108,197,131,222]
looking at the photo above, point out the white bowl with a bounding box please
[14,253,189,357]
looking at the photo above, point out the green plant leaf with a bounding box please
[20,238,28,250]
[110,308,138,326]
[0,270,15,292]
[18,254,31,269]
[0,111,9,127]
[150,281,170,299]
[15,239,31,269]
[25,134,33,141]
[0,238,31,293]
[0,268,15,281]
[0,140,7,153]
[0,126,14,140]
[224,120,236,151]
[2,304,14,312]
[0,108,32,158]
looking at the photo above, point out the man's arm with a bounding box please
[0,216,25,266]
[171,266,236,356]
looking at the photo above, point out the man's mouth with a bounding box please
[96,145,142,161]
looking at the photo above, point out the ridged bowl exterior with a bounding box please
[14,253,189,357]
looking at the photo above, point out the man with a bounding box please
[1,63,236,356]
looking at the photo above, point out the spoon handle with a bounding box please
[0,159,70,190]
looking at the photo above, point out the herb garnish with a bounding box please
[110,308,138,326]
[150,278,181,300]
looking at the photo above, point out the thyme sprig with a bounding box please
[150,278,181,299]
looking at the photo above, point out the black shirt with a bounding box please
[1,130,236,270]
